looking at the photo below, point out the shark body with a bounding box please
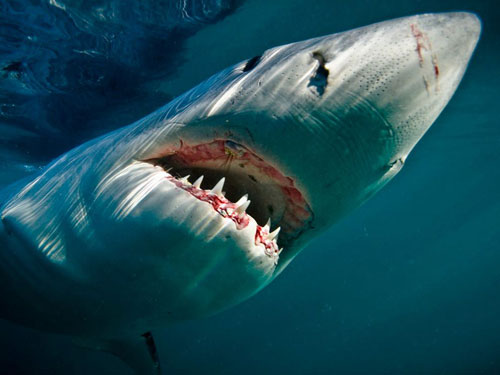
[0,12,480,373]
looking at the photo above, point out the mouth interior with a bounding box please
[144,140,313,261]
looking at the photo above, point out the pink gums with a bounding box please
[167,175,250,230]
[159,139,313,256]
[167,175,280,257]
[172,140,311,231]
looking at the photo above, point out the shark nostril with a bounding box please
[308,51,329,96]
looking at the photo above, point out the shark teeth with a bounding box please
[263,218,271,232]
[193,175,204,188]
[211,177,225,197]
[235,194,248,205]
[235,199,251,214]
[267,227,280,241]
[163,170,282,263]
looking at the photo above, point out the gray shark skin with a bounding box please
[0,12,480,374]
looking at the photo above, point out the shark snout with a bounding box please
[408,12,481,94]
[379,12,481,159]
[424,12,481,58]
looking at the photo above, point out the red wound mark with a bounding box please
[410,23,440,91]
[410,24,427,67]
[432,54,440,85]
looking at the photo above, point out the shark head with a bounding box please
[1,12,480,335]
[120,12,480,277]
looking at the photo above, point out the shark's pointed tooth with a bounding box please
[211,177,225,196]
[235,194,248,206]
[193,175,204,188]
[235,200,250,215]
[264,218,271,231]
[267,227,280,241]
[179,175,190,184]
[278,248,283,255]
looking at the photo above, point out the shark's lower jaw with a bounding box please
[144,139,314,263]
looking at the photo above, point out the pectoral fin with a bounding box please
[74,331,161,374]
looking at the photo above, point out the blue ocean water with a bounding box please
[0,0,499,374]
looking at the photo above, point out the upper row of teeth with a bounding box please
[175,173,281,243]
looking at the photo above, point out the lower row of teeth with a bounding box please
[164,170,283,261]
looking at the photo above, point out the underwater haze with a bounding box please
[0,0,499,374]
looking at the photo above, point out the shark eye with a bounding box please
[242,55,262,72]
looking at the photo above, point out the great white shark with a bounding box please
[0,12,480,374]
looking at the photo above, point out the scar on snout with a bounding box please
[410,24,440,92]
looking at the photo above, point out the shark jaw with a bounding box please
[143,139,314,268]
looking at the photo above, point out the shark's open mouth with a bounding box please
[144,139,314,262]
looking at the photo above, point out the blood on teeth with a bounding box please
[164,171,281,261]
